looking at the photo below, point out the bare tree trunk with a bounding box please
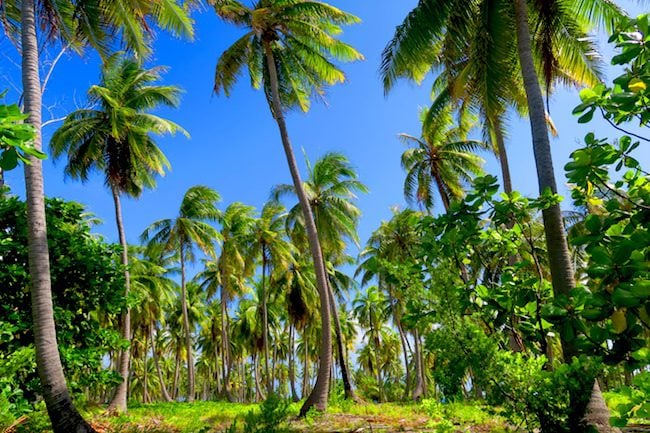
[172,351,180,400]
[261,255,272,395]
[327,282,360,401]
[151,329,173,402]
[263,41,332,415]
[179,252,194,402]
[108,187,131,412]
[513,1,616,431]
[289,325,299,402]
[412,330,425,401]
[302,334,310,399]
[21,1,95,430]
[143,331,149,404]
[221,289,234,401]
[491,119,513,194]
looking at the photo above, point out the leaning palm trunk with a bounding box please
[108,186,132,412]
[327,282,360,402]
[263,41,332,415]
[179,252,195,402]
[289,324,300,401]
[21,1,95,431]
[513,1,615,431]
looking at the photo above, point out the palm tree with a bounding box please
[357,209,423,400]
[380,0,612,195]
[272,151,368,401]
[50,55,186,411]
[381,1,626,427]
[249,202,294,395]
[141,185,221,402]
[212,0,363,414]
[353,286,390,402]
[400,106,488,212]
[3,0,192,428]
[215,202,256,400]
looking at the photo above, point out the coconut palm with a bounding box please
[214,202,256,400]
[353,286,391,402]
[400,106,488,212]
[381,1,626,428]
[141,185,221,402]
[272,151,368,401]
[1,0,192,426]
[357,209,423,400]
[381,0,616,195]
[249,202,294,394]
[212,0,363,414]
[50,55,186,411]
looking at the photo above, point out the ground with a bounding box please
[86,401,510,433]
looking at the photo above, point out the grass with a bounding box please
[14,400,512,433]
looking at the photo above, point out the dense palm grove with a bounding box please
[0,1,649,432]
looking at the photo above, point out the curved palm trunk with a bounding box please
[21,1,95,431]
[387,285,411,400]
[261,254,272,395]
[327,282,360,402]
[143,331,149,403]
[151,328,173,402]
[179,252,195,402]
[513,1,615,431]
[108,187,132,412]
[263,41,332,415]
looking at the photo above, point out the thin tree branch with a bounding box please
[600,108,650,143]
[41,44,69,96]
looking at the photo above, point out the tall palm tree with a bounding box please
[50,55,186,411]
[272,151,368,401]
[353,286,390,402]
[357,209,424,401]
[249,202,294,395]
[212,0,363,414]
[381,1,626,428]
[400,106,488,212]
[381,0,612,195]
[214,202,256,400]
[141,185,221,402]
[1,0,193,428]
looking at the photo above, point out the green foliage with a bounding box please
[566,14,650,370]
[226,395,291,433]
[573,14,650,126]
[607,371,650,427]
[0,192,124,419]
[0,95,44,171]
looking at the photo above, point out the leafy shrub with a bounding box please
[607,371,650,427]
[224,395,290,433]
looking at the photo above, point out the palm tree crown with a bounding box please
[400,106,488,212]
[51,55,186,197]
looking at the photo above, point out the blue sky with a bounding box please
[1,1,648,277]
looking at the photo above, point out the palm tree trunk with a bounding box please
[263,40,332,415]
[21,1,95,431]
[172,350,180,400]
[513,2,616,431]
[412,329,425,401]
[108,186,131,412]
[143,331,149,404]
[220,291,234,401]
[289,325,299,402]
[327,282,360,402]
[302,334,310,399]
[490,118,513,194]
[179,252,194,402]
[261,254,272,395]
[151,328,173,402]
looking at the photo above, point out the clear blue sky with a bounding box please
[1,1,648,277]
